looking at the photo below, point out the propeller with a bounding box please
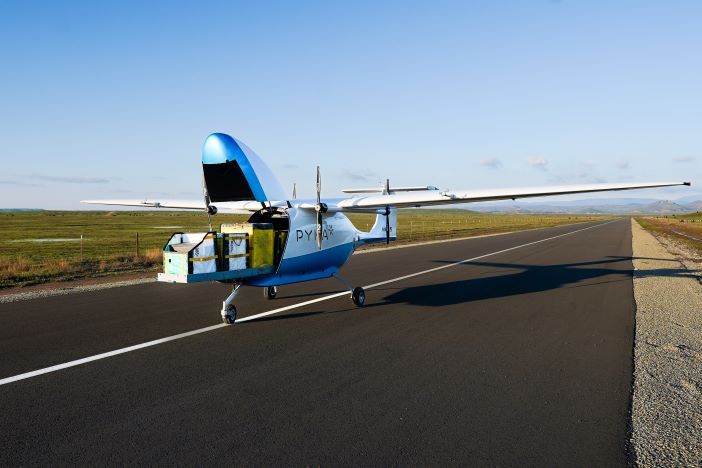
[384,179,391,244]
[315,166,328,249]
[202,175,217,231]
[292,182,297,199]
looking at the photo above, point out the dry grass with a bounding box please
[0,252,165,288]
[0,256,32,275]
[142,248,163,263]
[636,214,702,256]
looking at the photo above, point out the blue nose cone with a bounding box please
[202,133,246,165]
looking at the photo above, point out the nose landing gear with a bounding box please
[221,284,241,325]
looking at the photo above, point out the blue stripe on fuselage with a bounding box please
[244,242,355,287]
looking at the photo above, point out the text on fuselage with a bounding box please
[296,224,335,242]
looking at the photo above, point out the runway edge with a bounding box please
[630,219,702,466]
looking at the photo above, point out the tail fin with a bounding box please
[358,208,397,244]
[202,133,286,203]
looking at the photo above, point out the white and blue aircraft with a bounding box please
[83,133,691,323]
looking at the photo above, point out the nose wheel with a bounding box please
[222,305,237,324]
[221,284,241,325]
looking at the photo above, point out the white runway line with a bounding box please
[0,219,619,387]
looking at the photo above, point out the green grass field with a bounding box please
[0,210,611,288]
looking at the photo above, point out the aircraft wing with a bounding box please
[82,181,691,212]
[81,199,207,210]
[333,181,691,210]
[80,199,277,213]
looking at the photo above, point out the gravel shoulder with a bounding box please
[630,219,702,466]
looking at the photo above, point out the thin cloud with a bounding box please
[480,157,501,169]
[527,156,548,171]
[152,191,201,197]
[283,163,300,170]
[617,161,630,170]
[0,179,43,187]
[24,174,110,184]
[673,156,696,163]
[342,168,376,182]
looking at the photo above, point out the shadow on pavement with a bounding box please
[248,256,699,321]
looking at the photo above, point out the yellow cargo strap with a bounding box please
[189,256,217,262]
[224,253,249,259]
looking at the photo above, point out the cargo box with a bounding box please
[163,232,217,275]
[221,223,274,268]
[158,223,280,284]
[222,232,248,271]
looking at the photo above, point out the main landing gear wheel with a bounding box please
[222,305,237,324]
[263,286,277,300]
[351,287,366,307]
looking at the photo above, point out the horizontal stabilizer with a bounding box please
[342,186,439,194]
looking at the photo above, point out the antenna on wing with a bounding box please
[201,175,217,231]
[315,166,328,250]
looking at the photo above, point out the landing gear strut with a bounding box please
[263,286,277,300]
[333,273,366,307]
[221,284,241,325]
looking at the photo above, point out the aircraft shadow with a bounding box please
[248,256,698,321]
[368,256,697,308]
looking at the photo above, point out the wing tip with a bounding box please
[683,181,692,186]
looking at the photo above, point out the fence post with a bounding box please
[80,234,83,262]
[135,232,140,258]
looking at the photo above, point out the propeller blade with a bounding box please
[385,206,390,244]
[316,210,322,250]
[385,179,390,244]
[316,166,322,249]
[316,167,321,205]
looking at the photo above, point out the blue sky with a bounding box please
[0,0,700,209]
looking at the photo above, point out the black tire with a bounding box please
[351,287,366,307]
[263,286,277,300]
[222,306,237,324]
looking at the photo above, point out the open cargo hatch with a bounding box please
[158,209,289,284]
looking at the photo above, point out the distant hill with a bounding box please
[0,208,45,212]
[470,199,702,214]
[685,200,702,211]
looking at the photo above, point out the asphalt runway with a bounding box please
[0,219,635,466]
